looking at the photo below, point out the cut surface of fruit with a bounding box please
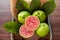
[19,25,34,38]
[25,16,40,31]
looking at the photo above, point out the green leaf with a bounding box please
[16,0,31,12]
[42,1,56,15]
[30,0,41,12]
[4,22,20,33]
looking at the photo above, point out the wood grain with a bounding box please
[0,0,60,40]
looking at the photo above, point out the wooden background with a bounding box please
[0,0,60,40]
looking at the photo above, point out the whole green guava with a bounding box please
[33,10,46,22]
[18,11,30,24]
[36,23,49,37]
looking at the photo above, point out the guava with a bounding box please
[4,22,20,33]
[18,11,30,24]
[16,0,31,12]
[19,25,34,38]
[42,0,56,15]
[33,10,46,22]
[36,23,49,37]
[40,0,56,15]
[25,16,40,31]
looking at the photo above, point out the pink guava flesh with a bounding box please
[19,25,34,38]
[25,16,40,31]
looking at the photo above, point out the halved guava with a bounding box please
[19,25,34,38]
[25,16,40,31]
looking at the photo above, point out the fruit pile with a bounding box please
[4,0,56,39]
[18,11,50,38]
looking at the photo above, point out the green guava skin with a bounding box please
[18,11,30,24]
[33,10,46,22]
[36,23,49,37]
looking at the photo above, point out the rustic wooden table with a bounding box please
[0,0,60,40]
